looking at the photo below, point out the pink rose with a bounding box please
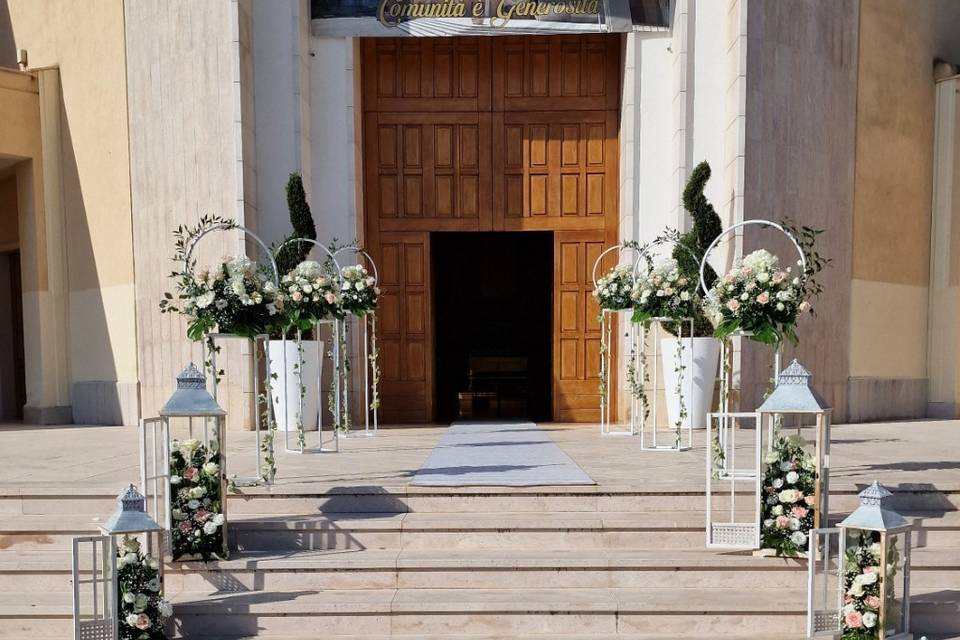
[291,291,303,302]
[178,520,192,534]
[194,510,210,523]
[791,506,808,519]
[864,565,876,574]
[135,614,151,630]
[756,291,770,304]
[865,595,881,609]
[740,266,753,276]
[726,300,740,312]
[183,467,198,482]
[805,496,816,506]
[775,516,791,529]
[844,610,863,629]
[324,292,337,304]
[723,274,735,284]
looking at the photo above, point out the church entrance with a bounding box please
[432,231,553,422]
[361,34,621,423]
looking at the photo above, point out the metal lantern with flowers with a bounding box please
[72,485,171,640]
[757,359,831,556]
[140,364,229,562]
[806,482,913,640]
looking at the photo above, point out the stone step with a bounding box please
[5,546,960,593]
[4,589,960,638]
[4,483,959,516]
[6,509,960,551]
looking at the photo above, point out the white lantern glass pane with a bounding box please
[73,537,116,633]
[883,531,908,636]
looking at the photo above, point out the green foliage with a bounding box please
[275,173,318,275]
[672,161,722,336]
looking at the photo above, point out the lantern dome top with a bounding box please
[839,481,910,532]
[100,484,163,535]
[757,359,831,413]
[160,363,226,417]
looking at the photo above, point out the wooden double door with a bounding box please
[361,35,621,423]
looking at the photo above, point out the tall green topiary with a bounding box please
[672,160,722,336]
[275,173,318,275]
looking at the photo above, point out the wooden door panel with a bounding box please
[493,111,617,231]
[493,35,620,111]
[366,112,492,232]
[363,38,491,112]
[374,232,432,424]
[553,231,610,422]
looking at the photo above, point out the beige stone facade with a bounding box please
[0,0,958,425]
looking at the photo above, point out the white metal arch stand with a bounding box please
[592,243,643,436]
[274,237,344,454]
[699,219,805,479]
[332,246,380,437]
[184,222,280,486]
[630,236,699,452]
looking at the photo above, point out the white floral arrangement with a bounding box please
[169,438,226,560]
[277,260,340,332]
[116,535,172,640]
[160,217,280,342]
[630,258,698,324]
[592,264,635,311]
[707,249,810,345]
[760,435,817,556]
[338,264,380,317]
[841,530,896,638]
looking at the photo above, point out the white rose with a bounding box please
[202,462,219,476]
[740,292,749,301]
[778,489,800,504]
[786,471,799,484]
[172,509,186,521]
[134,593,149,612]
[195,291,215,309]
[776,302,785,311]
[772,505,784,516]
[123,592,136,603]
[763,518,774,528]
[203,521,219,535]
[126,613,140,627]
[189,486,206,499]
[790,531,807,546]
[862,612,877,628]
[773,478,784,489]
[679,291,690,301]
[757,271,770,283]
[124,552,138,565]
[212,513,225,525]
[159,600,174,618]
[859,571,878,585]
[779,461,793,472]
[170,475,181,486]
[788,517,801,531]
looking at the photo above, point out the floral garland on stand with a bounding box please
[117,536,171,640]
[368,312,381,413]
[169,438,226,560]
[274,259,341,449]
[760,435,816,556]
[592,253,638,419]
[841,530,897,638]
[631,257,698,444]
[711,337,733,479]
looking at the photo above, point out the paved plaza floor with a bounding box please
[0,418,956,495]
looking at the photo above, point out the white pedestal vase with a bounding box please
[269,339,322,433]
[660,336,721,430]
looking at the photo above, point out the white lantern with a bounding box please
[141,364,229,562]
[756,360,831,557]
[72,485,167,640]
[806,482,913,639]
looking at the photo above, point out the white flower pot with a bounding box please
[268,339,323,432]
[659,336,721,430]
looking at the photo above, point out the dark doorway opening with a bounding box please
[432,232,553,423]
